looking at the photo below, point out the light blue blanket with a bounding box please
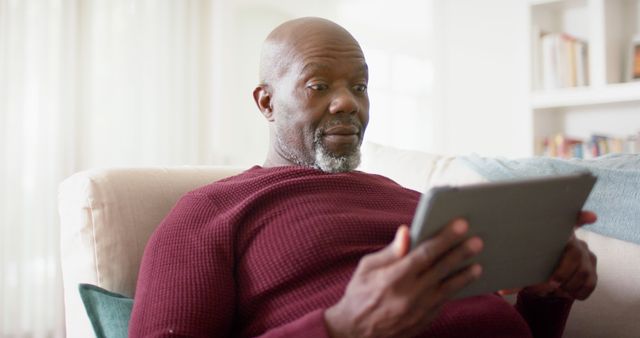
[458,153,640,245]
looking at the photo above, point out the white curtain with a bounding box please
[0,0,214,336]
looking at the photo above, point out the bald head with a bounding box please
[258,17,363,85]
[254,17,369,172]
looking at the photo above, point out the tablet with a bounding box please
[410,172,597,299]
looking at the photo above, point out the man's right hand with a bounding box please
[324,219,483,338]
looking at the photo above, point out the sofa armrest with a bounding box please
[58,166,244,338]
[563,229,640,338]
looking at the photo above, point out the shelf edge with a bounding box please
[531,82,640,109]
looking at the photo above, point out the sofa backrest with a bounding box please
[59,144,640,338]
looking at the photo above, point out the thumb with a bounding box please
[393,225,411,258]
[576,210,597,228]
[358,225,410,271]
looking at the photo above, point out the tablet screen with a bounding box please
[410,172,597,299]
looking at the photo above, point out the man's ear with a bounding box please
[253,85,274,122]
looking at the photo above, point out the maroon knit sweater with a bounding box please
[129,165,572,338]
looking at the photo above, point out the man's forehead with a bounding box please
[300,60,369,76]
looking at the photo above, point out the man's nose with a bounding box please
[329,87,359,115]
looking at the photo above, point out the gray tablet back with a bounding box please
[410,172,597,299]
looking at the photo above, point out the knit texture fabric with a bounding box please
[129,165,572,337]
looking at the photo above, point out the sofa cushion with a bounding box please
[359,142,487,191]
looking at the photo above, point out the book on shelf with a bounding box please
[533,29,589,90]
[541,132,639,159]
[633,35,640,80]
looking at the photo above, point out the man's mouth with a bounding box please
[324,124,360,135]
[322,125,360,143]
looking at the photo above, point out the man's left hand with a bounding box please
[520,210,598,300]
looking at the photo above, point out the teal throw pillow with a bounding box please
[78,283,134,338]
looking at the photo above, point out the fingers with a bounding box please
[357,218,484,310]
[395,219,470,276]
[393,225,411,258]
[431,264,483,304]
[550,238,598,300]
[330,220,483,338]
[544,211,597,300]
[357,225,410,273]
[550,243,581,287]
[573,272,597,300]
[429,236,483,281]
[413,235,483,300]
[576,210,597,227]
[561,266,597,300]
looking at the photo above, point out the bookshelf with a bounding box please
[527,0,640,157]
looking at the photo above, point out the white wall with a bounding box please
[434,0,530,158]
[209,0,532,164]
[208,0,439,165]
[208,0,293,166]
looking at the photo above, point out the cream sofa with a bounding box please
[58,143,640,338]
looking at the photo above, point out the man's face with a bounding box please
[269,36,370,172]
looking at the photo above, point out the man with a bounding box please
[130,17,597,337]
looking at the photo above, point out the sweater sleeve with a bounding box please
[128,193,335,338]
[514,290,574,338]
[256,309,331,338]
[129,194,237,337]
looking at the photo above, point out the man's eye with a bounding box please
[308,84,328,91]
[354,84,367,93]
